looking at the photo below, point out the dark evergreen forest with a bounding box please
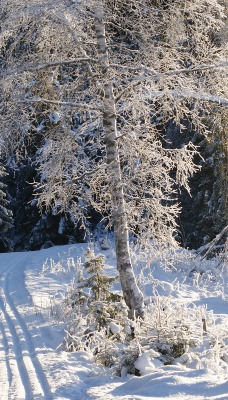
[0,111,226,252]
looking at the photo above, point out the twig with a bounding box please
[18,98,103,111]
[0,58,98,77]
[111,61,228,78]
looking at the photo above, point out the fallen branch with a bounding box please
[196,225,228,259]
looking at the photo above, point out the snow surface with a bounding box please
[0,243,227,399]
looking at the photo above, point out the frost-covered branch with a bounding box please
[147,91,228,106]
[47,12,95,78]
[0,58,97,77]
[197,226,228,259]
[18,98,103,111]
[111,61,228,78]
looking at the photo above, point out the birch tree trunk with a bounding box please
[94,4,144,318]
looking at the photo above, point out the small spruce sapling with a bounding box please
[84,248,116,301]
[82,248,122,329]
[63,247,127,352]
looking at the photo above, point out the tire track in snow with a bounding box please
[0,318,11,397]
[0,290,34,399]
[4,271,53,399]
[5,274,52,400]
[0,312,13,385]
[0,254,53,400]
[0,254,29,400]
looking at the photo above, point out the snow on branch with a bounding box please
[18,98,103,111]
[111,61,228,79]
[65,165,105,184]
[18,91,227,113]
[0,58,98,77]
[1,60,226,79]
[148,90,228,106]
[197,225,228,260]
[159,62,228,78]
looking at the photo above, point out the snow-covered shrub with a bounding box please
[173,311,228,375]
[51,246,227,377]
[136,297,202,362]
[96,339,141,376]
[41,252,78,275]
[59,256,205,375]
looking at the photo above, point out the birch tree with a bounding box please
[0,0,227,317]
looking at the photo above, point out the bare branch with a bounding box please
[159,62,228,78]
[2,59,226,81]
[147,90,228,106]
[18,90,227,116]
[196,226,228,259]
[66,165,105,184]
[181,92,228,106]
[115,62,228,102]
[18,98,103,111]
[47,12,96,78]
[0,58,98,77]
[111,61,228,78]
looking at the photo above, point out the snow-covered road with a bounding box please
[0,253,52,399]
[0,245,227,400]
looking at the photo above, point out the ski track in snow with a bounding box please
[0,245,227,400]
[0,255,53,400]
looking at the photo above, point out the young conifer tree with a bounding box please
[0,0,227,316]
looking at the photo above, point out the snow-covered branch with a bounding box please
[147,90,228,106]
[197,226,228,259]
[18,98,103,111]
[2,60,226,79]
[111,61,228,78]
[47,12,95,78]
[0,58,97,76]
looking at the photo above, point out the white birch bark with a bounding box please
[94,4,144,318]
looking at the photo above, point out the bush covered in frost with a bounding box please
[49,249,228,376]
[48,247,228,377]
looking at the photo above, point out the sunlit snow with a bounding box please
[0,244,227,399]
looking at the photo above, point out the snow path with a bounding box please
[0,253,53,400]
[0,245,227,400]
